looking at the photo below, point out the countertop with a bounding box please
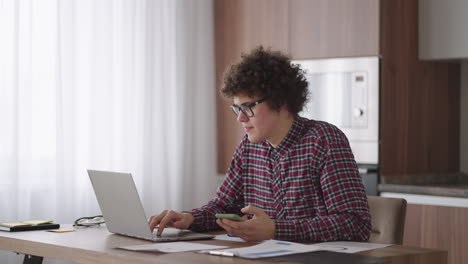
[378,172,468,198]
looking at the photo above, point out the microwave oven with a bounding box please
[293,56,379,166]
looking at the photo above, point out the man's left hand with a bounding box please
[216,205,275,242]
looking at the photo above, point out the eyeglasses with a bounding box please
[73,215,105,227]
[230,97,268,117]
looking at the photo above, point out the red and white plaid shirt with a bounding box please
[188,117,371,242]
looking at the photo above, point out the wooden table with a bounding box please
[0,224,447,264]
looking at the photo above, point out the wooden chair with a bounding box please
[367,195,407,244]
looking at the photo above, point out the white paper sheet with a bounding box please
[200,240,392,259]
[118,242,228,253]
[316,241,392,253]
[201,240,322,259]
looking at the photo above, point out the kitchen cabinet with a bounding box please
[215,0,460,175]
[419,0,468,60]
[379,0,460,175]
[215,0,289,172]
[215,0,380,173]
[289,0,379,59]
[404,203,468,264]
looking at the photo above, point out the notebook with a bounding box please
[87,170,214,242]
[0,221,60,232]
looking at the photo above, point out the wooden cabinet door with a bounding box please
[289,0,379,59]
[404,203,468,264]
[379,0,460,176]
[215,0,290,173]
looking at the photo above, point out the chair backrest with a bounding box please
[367,195,407,244]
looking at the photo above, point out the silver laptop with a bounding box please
[87,170,214,242]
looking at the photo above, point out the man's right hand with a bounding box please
[148,210,194,236]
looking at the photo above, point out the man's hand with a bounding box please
[216,205,275,242]
[148,210,194,236]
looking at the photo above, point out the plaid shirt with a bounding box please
[188,117,371,242]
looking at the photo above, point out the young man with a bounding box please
[149,46,371,242]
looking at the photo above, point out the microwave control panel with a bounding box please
[351,72,368,127]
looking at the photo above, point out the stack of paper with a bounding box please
[201,240,392,259]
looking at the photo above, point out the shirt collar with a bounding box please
[263,117,305,158]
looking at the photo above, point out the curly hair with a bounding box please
[221,46,309,116]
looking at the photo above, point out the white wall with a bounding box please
[461,62,468,173]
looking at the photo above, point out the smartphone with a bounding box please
[215,213,245,222]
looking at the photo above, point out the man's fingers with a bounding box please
[217,219,242,237]
[216,219,229,231]
[241,205,264,216]
[148,210,168,231]
[172,218,188,228]
[219,208,275,242]
[157,210,178,236]
[222,218,242,228]
[217,218,249,237]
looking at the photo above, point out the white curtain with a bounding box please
[0,0,217,261]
